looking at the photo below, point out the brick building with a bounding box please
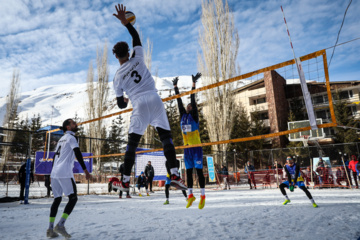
[230,70,360,148]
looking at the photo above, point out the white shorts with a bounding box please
[51,178,77,198]
[129,92,170,135]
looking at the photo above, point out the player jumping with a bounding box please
[46,119,91,238]
[280,156,318,208]
[173,73,206,209]
[112,4,186,192]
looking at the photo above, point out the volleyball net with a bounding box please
[44,49,337,160]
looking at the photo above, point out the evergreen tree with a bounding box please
[228,106,252,153]
[73,113,87,152]
[29,114,43,154]
[250,111,267,150]
[101,126,111,164]
[332,93,359,153]
[108,115,126,162]
[11,114,28,155]
[289,99,305,120]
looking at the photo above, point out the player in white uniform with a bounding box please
[112,4,186,191]
[46,119,90,239]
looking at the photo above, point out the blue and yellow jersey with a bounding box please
[181,113,201,145]
[286,164,304,182]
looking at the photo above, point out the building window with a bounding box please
[316,109,330,119]
[313,95,325,104]
[323,127,334,136]
[253,97,266,105]
[333,90,353,100]
[324,95,328,103]
[259,112,269,120]
[347,105,358,116]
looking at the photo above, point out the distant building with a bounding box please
[223,70,359,148]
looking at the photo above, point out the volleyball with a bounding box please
[125,11,136,25]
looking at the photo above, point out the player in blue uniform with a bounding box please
[173,73,206,209]
[280,156,318,208]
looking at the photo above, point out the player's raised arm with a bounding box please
[173,77,186,117]
[113,4,141,47]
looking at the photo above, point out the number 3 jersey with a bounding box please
[113,46,157,102]
[50,131,79,179]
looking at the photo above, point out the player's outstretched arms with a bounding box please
[172,77,179,88]
[172,77,185,116]
[113,4,141,47]
[113,4,129,25]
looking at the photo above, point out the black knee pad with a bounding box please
[69,193,77,201]
[126,133,142,152]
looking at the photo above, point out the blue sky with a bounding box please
[0,0,359,97]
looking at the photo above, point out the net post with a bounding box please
[43,131,48,160]
[275,160,279,188]
[341,155,352,190]
[310,158,314,190]
[322,50,337,125]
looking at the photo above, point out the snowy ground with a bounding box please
[1,186,360,240]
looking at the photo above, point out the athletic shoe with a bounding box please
[170,175,187,190]
[46,228,59,238]
[119,195,122,199]
[147,193,150,196]
[118,181,130,191]
[163,200,169,205]
[150,191,155,193]
[20,200,24,204]
[312,202,318,208]
[186,194,196,208]
[126,195,132,198]
[198,195,206,209]
[283,199,291,205]
[54,225,71,238]
[139,193,143,197]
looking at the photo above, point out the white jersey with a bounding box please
[113,46,157,101]
[51,131,79,179]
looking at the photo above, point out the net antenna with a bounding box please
[281,6,318,130]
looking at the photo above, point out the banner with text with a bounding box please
[35,151,93,174]
[207,156,216,182]
[135,148,167,181]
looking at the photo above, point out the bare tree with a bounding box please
[85,42,109,172]
[198,0,240,164]
[2,69,20,168]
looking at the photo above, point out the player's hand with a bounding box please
[84,169,91,180]
[124,97,129,103]
[113,4,129,25]
[172,77,179,86]
[192,72,201,83]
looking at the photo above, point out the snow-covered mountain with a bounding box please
[0,76,252,129]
